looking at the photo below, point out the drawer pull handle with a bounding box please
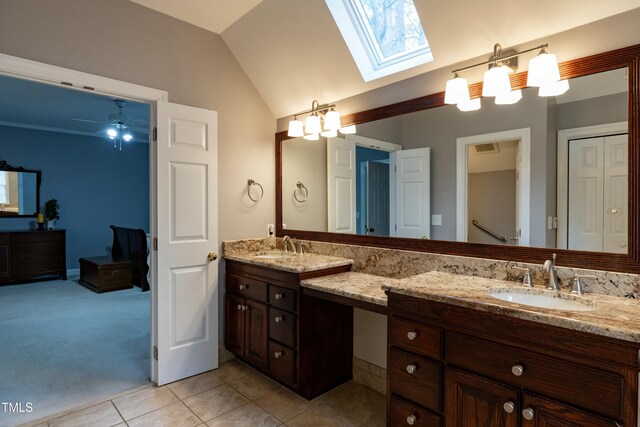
[239,284,249,290]
[511,364,524,376]
[274,293,283,300]
[522,408,535,421]
[407,331,417,340]
[274,351,282,359]
[111,270,120,276]
[406,364,417,374]
[274,315,283,323]
[503,401,515,414]
[237,304,242,310]
[406,414,417,425]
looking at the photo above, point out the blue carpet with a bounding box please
[0,279,150,426]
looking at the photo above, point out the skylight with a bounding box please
[326,0,433,82]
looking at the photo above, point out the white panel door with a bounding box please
[395,148,430,239]
[156,101,218,385]
[568,138,604,251]
[603,134,628,253]
[327,137,356,233]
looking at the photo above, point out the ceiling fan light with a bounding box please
[303,133,320,141]
[538,79,570,97]
[457,98,481,112]
[305,115,322,134]
[288,118,304,137]
[339,125,356,134]
[495,89,523,105]
[321,129,338,138]
[123,132,133,142]
[482,65,511,97]
[324,110,341,131]
[107,128,118,139]
[444,75,470,104]
[527,51,560,87]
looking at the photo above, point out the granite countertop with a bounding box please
[300,272,393,307]
[385,271,640,343]
[224,251,353,273]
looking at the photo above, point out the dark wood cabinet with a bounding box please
[0,230,66,284]
[387,293,640,427]
[225,260,352,399]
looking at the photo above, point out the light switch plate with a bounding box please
[431,214,442,226]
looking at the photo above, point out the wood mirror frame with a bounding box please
[275,44,640,273]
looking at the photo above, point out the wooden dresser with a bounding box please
[0,229,67,284]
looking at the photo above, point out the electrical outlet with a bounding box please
[431,214,442,226]
[267,224,274,237]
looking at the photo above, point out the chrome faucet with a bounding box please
[282,235,296,253]
[542,253,560,291]
[512,266,532,287]
[571,273,596,295]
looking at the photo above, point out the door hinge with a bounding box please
[153,237,158,251]
[395,224,398,231]
[153,346,158,361]
[153,127,157,142]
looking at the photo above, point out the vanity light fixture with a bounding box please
[444,43,568,112]
[287,100,355,138]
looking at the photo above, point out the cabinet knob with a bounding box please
[274,351,282,359]
[503,401,515,414]
[406,414,417,425]
[406,364,417,374]
[239,284,248,290]
[242,305,247,311]
[511,364,524,376]
[407,331,417,340]
[274,315,283,323]
[274,293,283,300]
[237,304,242,310]
[522,408,535,421]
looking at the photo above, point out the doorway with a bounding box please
[357,147,390,236]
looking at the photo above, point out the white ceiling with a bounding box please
[129,0,263,34]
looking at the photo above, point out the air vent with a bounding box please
[474,143,500,154]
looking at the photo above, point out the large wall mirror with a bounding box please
[276,45,640,273]
[0,161,40,217]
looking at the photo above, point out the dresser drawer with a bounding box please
[227,274,268,302]
[269,307,296,347]
[390,348,442,413]
[269,340,296,385]
[446,332,624,419]
[390,396,442,427]
[390,316,442,360]
[269,284,297,312]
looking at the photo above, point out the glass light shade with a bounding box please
[107,128,118,138]
[339,125,356,134]
[287,119,304,137]
[123,133,133,142]
[495,89,523,105]
[303,133,319,141]
[321,129,338,138]
[305,115,322,134]
[457,98,481,112]
[527,52,560,87]
[538,79,570,97]
[324,110,341,131]
[444,76,470,105]
[482,66,511,97]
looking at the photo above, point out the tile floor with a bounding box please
[25,359,386,427]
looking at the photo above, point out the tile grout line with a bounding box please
[109,399,126,425]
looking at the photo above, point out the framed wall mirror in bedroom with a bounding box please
[0,161,40,217]
[275,44,640,273]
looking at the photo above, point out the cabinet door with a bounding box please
[225,294,245,356]
[244,299,269,370]
[521,394,619,426]
[445,368,518,427]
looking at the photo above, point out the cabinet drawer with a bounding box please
[446,332,624,420]
[227,274,268,302]
[269,307,296,348]
[390,348,442,413]
[269,284,297,312]
[390,316,442,359]
[390,396,441,427]
[269,340,296,385]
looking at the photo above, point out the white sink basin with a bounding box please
[488,289,595,311]
[252,251,294,260]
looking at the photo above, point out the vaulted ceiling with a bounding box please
[131,0,640,119]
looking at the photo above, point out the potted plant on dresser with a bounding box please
[44,199,60,230]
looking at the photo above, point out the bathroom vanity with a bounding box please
[224,253,355,399]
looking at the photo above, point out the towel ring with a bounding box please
[294,181,309,203]
[247,179,264,202]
